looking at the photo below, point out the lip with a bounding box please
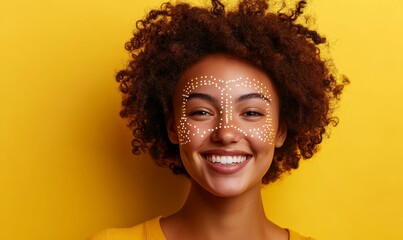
[200,149,252,174]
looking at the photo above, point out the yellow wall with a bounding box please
[1,0,402,239]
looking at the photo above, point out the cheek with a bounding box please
[237,114,275,144]
[177,117,276,145]
[246,128,274,144]
[177,120,211,145]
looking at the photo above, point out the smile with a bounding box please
[201,150,252,174]
[205,155,247,164]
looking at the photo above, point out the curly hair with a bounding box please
[116,0,349,184]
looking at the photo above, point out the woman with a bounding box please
[90,0,348,239]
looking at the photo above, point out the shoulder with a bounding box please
[88,216,165,240]
[288,229,317,240]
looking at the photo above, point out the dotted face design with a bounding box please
[178,75,275,145]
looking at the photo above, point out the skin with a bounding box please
[176,75,276,145]
[162,54,288,240]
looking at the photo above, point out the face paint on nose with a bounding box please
[177,75,275,145]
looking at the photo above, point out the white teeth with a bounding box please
[206,155,247,164]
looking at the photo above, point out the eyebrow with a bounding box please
[185,93,218,104]
[185,92,270,104]
[236,93,271,103]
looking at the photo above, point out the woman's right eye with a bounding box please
[189,110,212,116]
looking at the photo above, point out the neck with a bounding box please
[162,180,286,240]
[183,180,266,222]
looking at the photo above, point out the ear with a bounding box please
[274,122,287,148]
[166,113,179,144]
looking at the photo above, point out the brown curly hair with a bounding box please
[116,0,349,184]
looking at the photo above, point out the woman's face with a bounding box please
[167,54,287,197]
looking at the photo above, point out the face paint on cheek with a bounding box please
[177,76,218,145]
[177,76,276,145]
[236,77,275,144]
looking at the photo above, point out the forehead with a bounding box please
[175,54,277,97]
[181,76,272,102]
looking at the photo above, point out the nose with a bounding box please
[211,125,243,145]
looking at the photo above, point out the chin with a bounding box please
[201,177,258,198]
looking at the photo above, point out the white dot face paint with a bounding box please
[177,75,275,145]
[168,54,284,198]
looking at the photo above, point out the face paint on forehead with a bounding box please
[177,75,275,145]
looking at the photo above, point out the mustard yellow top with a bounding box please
[89,216,316,240]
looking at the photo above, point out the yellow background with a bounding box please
[1,0,402,239]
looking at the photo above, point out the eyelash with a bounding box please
[189,110,265,117]
[242,110,264,117]
[189,110,212,116]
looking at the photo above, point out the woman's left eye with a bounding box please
[242,111,264,117]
